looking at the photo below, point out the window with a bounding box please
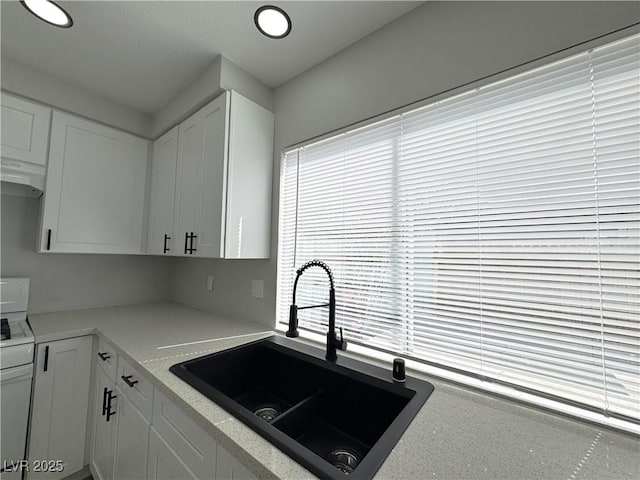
[277,34,639,425]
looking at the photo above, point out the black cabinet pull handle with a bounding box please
[106,390,117,422]
[184,231,189,254]
[98,352,111,361]
[121,375,139,388]
[189,232,198,254]
[101,387,109,416]
[43,345,50,372]
[163,234,171,254]
[46,229,52,251]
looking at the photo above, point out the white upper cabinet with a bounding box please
[147,126,179,255]
[1,92,51,191]
[39,112,149,254]
[174,92,229,258]
[225,92,274,259]
[1,92,51,166]
[148,90,274,259]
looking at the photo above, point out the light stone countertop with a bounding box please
[28,302,640,480]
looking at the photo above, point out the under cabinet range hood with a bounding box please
[0,159,45,197]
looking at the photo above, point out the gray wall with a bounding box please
[169,1,640,326]
[151,56,274,138]
[3,56,273,140]
[170,258,271,326]
[1,59,152,138]
[151,57,224,138]
[1,195,171,314]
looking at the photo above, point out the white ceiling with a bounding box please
[1,1,421,114]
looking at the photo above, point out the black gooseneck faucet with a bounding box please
[286,260,347,362]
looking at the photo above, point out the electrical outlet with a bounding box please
[251,279,264,299]
[207,275,214,291]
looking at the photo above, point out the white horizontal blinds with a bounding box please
[399,91,483,374]
[472,55,606,407]
[292,118,407,350]
[276,33,640,421]
[590,37,640,419]
[276,149,299,325]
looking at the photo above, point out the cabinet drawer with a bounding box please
[96,337,118,382]
[152,389,216,479]
[117,356,153,420]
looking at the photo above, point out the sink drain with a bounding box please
[254,406,280,422]
[327,449,360,475]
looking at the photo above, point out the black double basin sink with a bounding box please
[170,336,434,479]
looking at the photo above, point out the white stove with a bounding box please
[1,317,35,368]
[1,278,35,480]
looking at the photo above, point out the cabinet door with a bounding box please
[194,92,229,258]
[113,391,150,480]
[174,111,204,257]
[39,112,149,253]
[1,92,51,166]
[146,427,199,480]
[225,91,274,259]
[151,389,217,479]
[147,127,179,255]
[174,93,229,258]
[28,336,93,480]
[90,366,117,480]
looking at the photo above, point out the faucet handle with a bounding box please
[338,327,347,351]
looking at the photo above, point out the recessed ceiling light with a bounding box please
[254,5,291,39]
[21,0,73,28]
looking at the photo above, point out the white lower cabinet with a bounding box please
[151,389,216,479]
[147,427,199,480]
[147,429,258,480]
[113,393,150,479]
[27,336,92,480]
[91,366,117,480]
[150,390,257,480]
[91,352,150,480]
[88,338,258,480]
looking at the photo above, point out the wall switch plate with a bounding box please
[251,279,264,299]
[207,275,214,291]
